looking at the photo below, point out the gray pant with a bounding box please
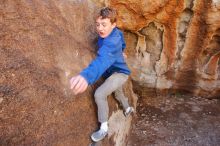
[94,73,130,123]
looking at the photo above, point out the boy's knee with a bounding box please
[94,89,106,102]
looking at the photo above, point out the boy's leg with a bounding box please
[94,73,128,123]
[114,86,130,110]
[92,73,131,142]
[114,86,134,117]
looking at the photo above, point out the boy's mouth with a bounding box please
[99,32,107,38]
[99,32,104,35]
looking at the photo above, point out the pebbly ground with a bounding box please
[127,95,220,146]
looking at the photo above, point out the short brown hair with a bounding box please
[98,7,117,23]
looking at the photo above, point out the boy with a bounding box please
[70,7,134,142]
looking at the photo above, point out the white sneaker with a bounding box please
[91,129,108,142]
[124,107,134,117]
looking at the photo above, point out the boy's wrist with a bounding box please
[79,72,90,85]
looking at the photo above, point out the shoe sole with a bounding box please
[91,134,107,142]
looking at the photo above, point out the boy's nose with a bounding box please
[97,28,102,31]
[97,25,103,31]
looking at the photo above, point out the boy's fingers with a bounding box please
[70,75,88,95]
[70,77,76,88]
[70,76,75,83]
[79,81,88,93]
[123,53,127,58]
[74,77,84,92]
[70,76,80,89]
[75,78,88,94]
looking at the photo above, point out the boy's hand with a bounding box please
[123,52,127,58]
[70,75,88,95]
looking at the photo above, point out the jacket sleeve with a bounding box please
[120,31,126,51]
[80,37,120,85]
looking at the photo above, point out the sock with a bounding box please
[100,122,108,132]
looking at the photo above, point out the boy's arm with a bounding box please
[122,37,126,51]
[120,32,127,58]
[79,47,117,84]
[70,37,120,94]
[120,31,126,51]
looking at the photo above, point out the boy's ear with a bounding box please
[112,22,116,28]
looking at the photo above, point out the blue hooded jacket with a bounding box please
[80,27,131,85]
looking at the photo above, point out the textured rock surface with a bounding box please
[1,0,220,146]
[110,0,220,98]
[0,1,136,146]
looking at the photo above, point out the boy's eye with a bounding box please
[102,23,107,27]
[96,22,107,27]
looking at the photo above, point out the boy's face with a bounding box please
[96,16,116,38]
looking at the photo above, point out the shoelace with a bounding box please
[98,129,107,136]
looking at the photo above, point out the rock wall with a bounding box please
[1,0,220,146]
[109,0,220,98]
[0,1,136,146]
